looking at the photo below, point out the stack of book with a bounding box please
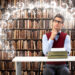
[48,48,68,59]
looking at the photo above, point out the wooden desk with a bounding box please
[12,56,75,75]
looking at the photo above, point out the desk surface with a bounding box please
[12,56,75,62]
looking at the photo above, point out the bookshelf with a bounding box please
[0,0,75,75]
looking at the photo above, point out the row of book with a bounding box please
[0,61,73,74]
[0,71,15,75]
[0,4,53,19]
[0,19,75,29]
[0,62,43,70]
[0,71,43,75]
[0,40,42,50]
[0,0,69,8]
[0,0,71,20]
[1,71,75,75]
[0,0,22,9]
[0,51,14,60]
[7,30,50,39]
[1,36,75,51]
[7,30,72,39]
[0,61,15,70]
[0,51,42,60]
[10,9,52,19]
[16,51,42,56]
[1,20,53,29]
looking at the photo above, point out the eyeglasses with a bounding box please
[53,20,63,24]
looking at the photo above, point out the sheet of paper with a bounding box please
[51,48,65,51]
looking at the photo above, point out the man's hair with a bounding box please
[53,14,64,23]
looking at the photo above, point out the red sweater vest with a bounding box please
[46,32,67,65]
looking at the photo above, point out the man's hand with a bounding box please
[50,28,58,40]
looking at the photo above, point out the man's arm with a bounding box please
[42,34,54,55]
[64,35,71,55]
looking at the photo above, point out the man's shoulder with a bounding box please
[61,32,67,35]
[46,32,51,35]
[43,32,51,40]
[61,32,69,39]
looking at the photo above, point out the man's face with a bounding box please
[53,17,64,31]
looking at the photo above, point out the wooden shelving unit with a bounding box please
[0,0,75,75]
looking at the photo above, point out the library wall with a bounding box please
[0,0,75,75]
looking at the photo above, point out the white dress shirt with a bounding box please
[42,32,71,56]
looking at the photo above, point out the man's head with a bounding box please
[53,14,64,32]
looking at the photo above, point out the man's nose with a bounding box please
[56,23,58,25]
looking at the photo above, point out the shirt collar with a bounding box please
[59,30,61,33]
[57,31,61,35]
[51,30,61,34]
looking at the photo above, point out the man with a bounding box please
[42,14,71,75]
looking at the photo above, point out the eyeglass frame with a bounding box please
[53,19,63,24]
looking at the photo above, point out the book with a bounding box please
[24,20,28,29]
[23,40,28,49]
[0,71,2,75]
[23,30,27,39]
[2,51,8,60]
[45,20,49,29]
[37,9,42,18]
[27,62,30,70]
[17,40,20,49]
[13,30,17,39]
[11,71,16,75]
[0,42,2,49]
[27,30,31,39]
[7,20,14,29]
[7,31,12,39]
[22,62,26,70]
[24,71,27,75]
[40,30,43,39]
[17,20,24,29]
[0,61,4,70]
[0,62,4,70]
[31,40,34,49]
[28,20,32,29]
[24,9,28,18]
[21,40,23,49]
[48,51,68,59]
[0,51,2,60]
[37,40,42,50]
[43,9,47,18]
[1,0,5,8]
[33,41,36,50]
[11,41,17,50]
[33,31,37,39]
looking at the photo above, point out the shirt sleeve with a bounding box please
[42,34,54,55]
[64,35,71,55]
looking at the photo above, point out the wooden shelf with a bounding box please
[71,38,75,40]
[3,28,75,30]
[0,69,43,72]
[0,59,12,61]
[0,18,52,21]
[71,48,75,51]
[0,49,42,51]
[7,39,42,41]
[4,28,52,30]
[0,0,75,74]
